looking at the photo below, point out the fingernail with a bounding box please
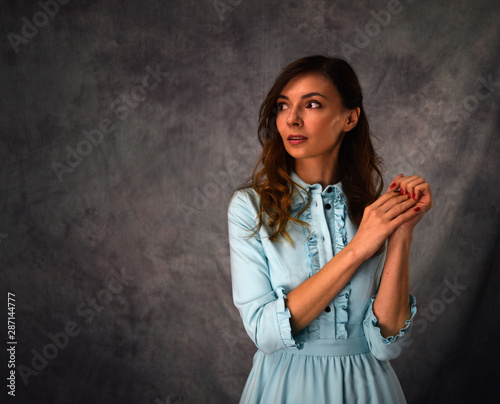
[413,193,417,200]
[414,207,421,212]
[398,174,404,177]
[407,191,411,199]
[390,183,396,189]
[400,189,404,195]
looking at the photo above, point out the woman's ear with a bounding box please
[344,107,360,132]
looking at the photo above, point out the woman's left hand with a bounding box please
[386,174,433,237]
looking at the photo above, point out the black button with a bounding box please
[325,203,331,210]
[327,187,333,193]
[324,306,331,313]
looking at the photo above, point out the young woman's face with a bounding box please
[276,73,353,164]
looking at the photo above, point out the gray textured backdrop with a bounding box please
[1,0,499,403]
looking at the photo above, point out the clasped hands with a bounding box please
[349,174,433,260]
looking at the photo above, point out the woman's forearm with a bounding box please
[372,232,412,338]
[286,180,428,337]
[285,244,366,334]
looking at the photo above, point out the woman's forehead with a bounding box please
[279,73,338,98]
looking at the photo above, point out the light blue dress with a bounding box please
[227,171,417,404]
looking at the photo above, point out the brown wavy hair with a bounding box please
[238,55,383,245]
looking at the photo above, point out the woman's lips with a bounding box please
[287,135,308,145]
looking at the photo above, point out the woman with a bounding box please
[227,55,432,403]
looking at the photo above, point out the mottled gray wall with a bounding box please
[1,0,499,403]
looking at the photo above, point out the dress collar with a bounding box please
[290,170,344,197]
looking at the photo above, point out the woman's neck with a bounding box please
[294,158,340,190]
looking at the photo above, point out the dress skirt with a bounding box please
[240,337,407,404]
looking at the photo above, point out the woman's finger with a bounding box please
[387,174,421,194]
[370,192,409,214]
[390,174,428,201]
[369,190,402,210]
[398,175,420,195]
[391,204,423,228]
[387,174,404,192]
[413,182,432,205]
[403,177,426,200]
[384,195,418,220]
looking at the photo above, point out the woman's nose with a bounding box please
[286,107,302,126]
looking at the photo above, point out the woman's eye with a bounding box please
[277,102,288,111]
[306,101,321,108]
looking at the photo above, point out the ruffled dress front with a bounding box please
[227,171,416,404]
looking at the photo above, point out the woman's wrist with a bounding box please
[388,227,414,245]
[344,238,381,263]
[386,230,413,259]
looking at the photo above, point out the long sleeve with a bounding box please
[362,244,417,361]
[227,190,301,354]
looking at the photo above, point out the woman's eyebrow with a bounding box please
[277,92,328,100]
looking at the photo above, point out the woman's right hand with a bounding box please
[347,181,420,261]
